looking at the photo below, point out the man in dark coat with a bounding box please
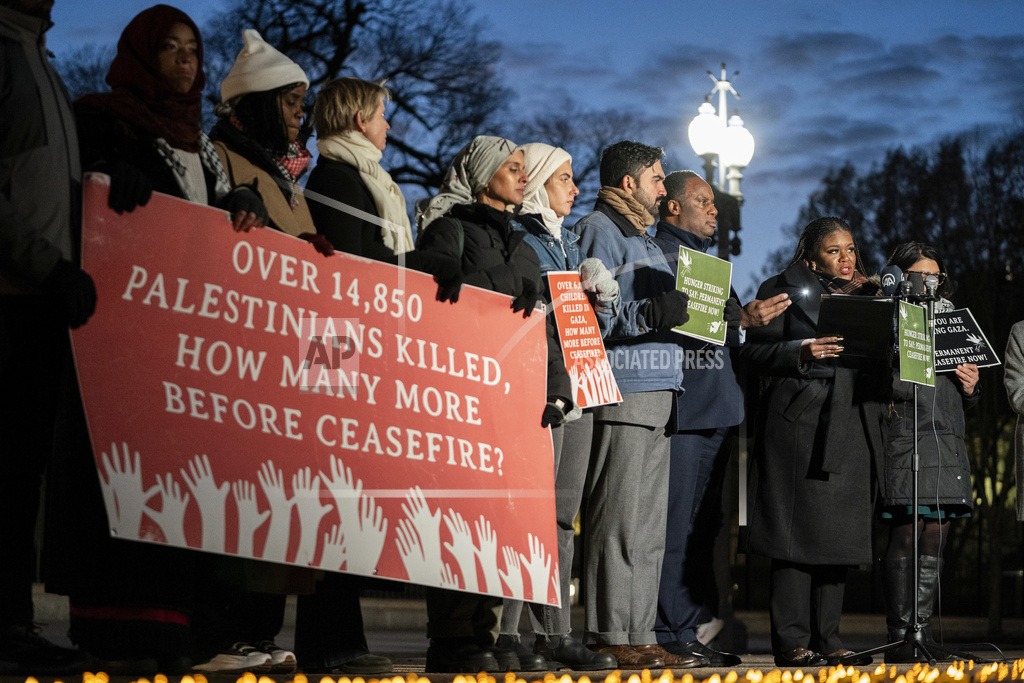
[651,171,788,666]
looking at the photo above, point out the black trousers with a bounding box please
[0,298,67,629]
[769,559,847,654]
[294,573,370,669]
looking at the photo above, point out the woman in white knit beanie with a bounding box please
[210,29,328,246]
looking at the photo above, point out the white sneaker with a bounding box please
[192,642,272,673]
[696,617,725,645]
[255,640,297,673]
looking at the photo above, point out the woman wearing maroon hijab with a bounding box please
[74,4,264,228]
[43,6,264,675]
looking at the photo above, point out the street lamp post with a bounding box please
[687,63,754,260]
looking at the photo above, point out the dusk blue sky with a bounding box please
[48,0,1024,292]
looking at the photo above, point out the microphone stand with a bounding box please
[841,277,983,666]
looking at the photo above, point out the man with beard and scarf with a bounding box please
[571,141,702,670]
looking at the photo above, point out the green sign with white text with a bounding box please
[898,300,934,386]
[673,246,733,345]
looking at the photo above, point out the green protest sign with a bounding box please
[673,246,733,345]
[898,300,934,386]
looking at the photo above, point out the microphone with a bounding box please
[925,273,939,298]
[905,270,926,297]
[899,279,913,298]
[880,265,902,296]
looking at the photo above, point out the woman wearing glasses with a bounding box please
[879,242,979,663]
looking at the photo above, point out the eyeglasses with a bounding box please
[905,270,946,286]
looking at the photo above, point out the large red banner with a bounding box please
[70,176,560,605]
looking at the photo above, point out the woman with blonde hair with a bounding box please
[306,76,458,292]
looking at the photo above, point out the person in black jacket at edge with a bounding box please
[0,0,111,673]
[879,242,979,663]
[412,135,571,673]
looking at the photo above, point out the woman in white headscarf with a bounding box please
[494,142,620,671]
[415,135,555,674]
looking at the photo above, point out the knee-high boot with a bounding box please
[882,557,923,664]
[917,555,955,661]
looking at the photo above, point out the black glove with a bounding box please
[218,185,270,227]
[99,160,152,214]
[434,258,463,304]
[298,232,335,257]
[43,259,97,329]
[642,289,690,330]
[511,277,540,317]
[540,397,568,428]
[724,296,742,331]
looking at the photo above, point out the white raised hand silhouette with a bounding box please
[257,460,295,562]
[320,523,348,570]
[498,545,524,598]
[519,533,552,602]
[147,472,190,546]
[180,454,229,552]
[292,467,333,565]
[100,442,160,537]
[443,509,478,592]
[474,515,500,593]
[232,479,270,557]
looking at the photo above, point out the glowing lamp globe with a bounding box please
[720,114,755,169]
[687,102,724,157]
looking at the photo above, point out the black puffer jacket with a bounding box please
[883,370,979,511]
[418,202,572,407]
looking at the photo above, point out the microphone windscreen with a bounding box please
[880,265,902,296]
[906,271,926,295]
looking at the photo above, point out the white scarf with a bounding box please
[317,130,414,254]
[520,142,572,240]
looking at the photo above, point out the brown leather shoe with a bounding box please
[588,645,663,669]
[633,644,704,669]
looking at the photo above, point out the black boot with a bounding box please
[918,555,955,662]
[882,557,924,664]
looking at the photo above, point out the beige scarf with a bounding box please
[597,187,654,234]
[317,130,414,254]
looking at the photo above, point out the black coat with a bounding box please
[419,203,572,405]
[739,261,888,565]
[305,156,389,259]
[883,369,978,511]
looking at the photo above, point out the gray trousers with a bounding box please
[501,412,594,639]
[583,390,674,646]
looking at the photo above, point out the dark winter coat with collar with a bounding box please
[652,220,744,430]
[739,260,888,565]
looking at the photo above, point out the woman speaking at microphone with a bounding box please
[739,216,887,668]
[879,242,979,663]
